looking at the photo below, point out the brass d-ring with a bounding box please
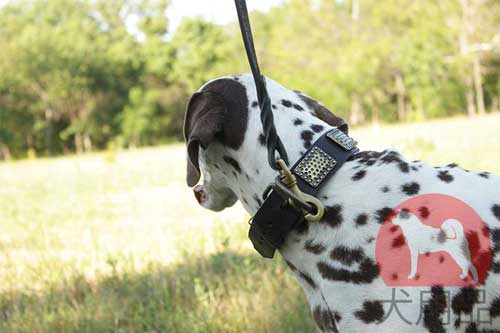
[301,194,324,222]
[277,159,325,223]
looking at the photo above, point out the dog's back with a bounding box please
[293,150,500,332]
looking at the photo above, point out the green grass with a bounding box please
[1,114,500,333]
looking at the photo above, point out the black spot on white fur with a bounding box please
[304,240,326,255]
[478,171,490,179]
[437,170,454,183]
[330,246,364,266]
[451,287,479,328]
[399,162,410,173]
[310,124,324,133]
[317,253,379,284]
[355,214,368,226]
[293,118,303,126]
[380,151,409,173]
[422,286,447,333]
[490,297,500,318]
[492,204,500,222]
[281,99,292,107]
[352,170,367,181]
[491,229,500,253]
[350,151,381,166]
[251,100,258,108]
[293,103,304,111]
[323,205,343,228]
[401,182,420,195]
[354,301,385,324]
[301,130,314,149]
[223,155,241,173]
[376,207,394,224]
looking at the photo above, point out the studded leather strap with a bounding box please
[249,128,359,258]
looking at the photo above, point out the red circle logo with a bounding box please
[376,194,491,286]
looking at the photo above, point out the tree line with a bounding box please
[0,0,499,159]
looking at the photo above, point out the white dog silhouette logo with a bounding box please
[392,210,478,283]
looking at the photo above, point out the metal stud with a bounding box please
[293,147,337,188]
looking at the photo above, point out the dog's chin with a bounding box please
[201,200,236,212]
[201,191,238,212]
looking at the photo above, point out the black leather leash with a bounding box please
[234,0,289,170]
[234,0,360,258]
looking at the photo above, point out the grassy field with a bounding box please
[1,114,500,333]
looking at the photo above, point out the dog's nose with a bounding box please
[193,185,205,204]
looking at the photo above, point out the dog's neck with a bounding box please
[198,76,426,332]
[208,75,340,217]
[201,76,375,266]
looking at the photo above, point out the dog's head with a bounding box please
[183,77,249,211]
[184,74,349,212]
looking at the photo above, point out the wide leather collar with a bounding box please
[248,128,359,258]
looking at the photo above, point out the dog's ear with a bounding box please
[183,91,226,187]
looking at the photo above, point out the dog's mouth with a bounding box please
[193,184,207,204]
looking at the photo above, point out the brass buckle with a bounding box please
[272,180,313,212]
[276,159,324,222]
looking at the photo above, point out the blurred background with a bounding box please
[0,0,499,332]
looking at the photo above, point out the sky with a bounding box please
[0,0,285,35]
[166,0,285,33]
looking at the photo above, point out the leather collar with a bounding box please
[248,128,359,258]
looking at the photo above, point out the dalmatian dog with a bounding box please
[392,210,478,283]
[184,73,500,332]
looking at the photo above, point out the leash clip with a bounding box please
[276,159,324,222]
